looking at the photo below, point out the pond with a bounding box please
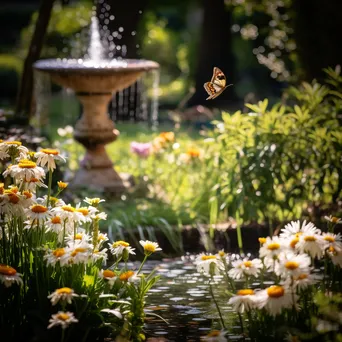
[133,255,255,341]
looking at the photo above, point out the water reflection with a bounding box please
[125,256,244,341]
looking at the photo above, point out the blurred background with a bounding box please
[1,0,342,123]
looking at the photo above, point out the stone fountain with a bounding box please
[33,17,159,194]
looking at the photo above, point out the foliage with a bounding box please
[0,141,161,342]
[194,69,342,227]
[0,54,23,99]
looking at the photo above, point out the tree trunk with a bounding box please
[292,0,342,81]
[15,0,55,121]
[187,0,237,108]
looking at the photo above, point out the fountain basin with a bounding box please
[34,58,159,93]
[33,58,159,194]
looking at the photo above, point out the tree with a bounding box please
[186,0,237,108]
[15,0,56,120]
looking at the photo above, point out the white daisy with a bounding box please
[324,215,341,224]
[84,197,105,207]
[98,269,117,286]
[97,233,109,247]
[45,215,64,234]
[3,159,45,184]
[0,141,29,160]
[64,232,91,245]
[280,220,320,239]
[47,311,78,329]
[255,285,298,316]
[297,233,324,259]
[200,330,227,342]
[109,241,136,258]
[228,258,263,280]
[259,236,286,261]
[48,287,79,305]
[327,246,342,267]
[321,233,342,251]
[35,148,66,171]
[22,177,48,192]
[61,241,92,265]
[91,248,108,263]
[139,240,162,255]
[75,204,98,223]
[228,289,257,313]
[51,205,85,224]
[0,264,23,288]
[21,190,36,207]
[290,272,317,290]
[275,252,311,279]
[194,253,222,276]
[119,270,141,283]
[44,247,69,267]
[25,204,51,222]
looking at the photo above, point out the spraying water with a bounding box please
[88,15,104,62]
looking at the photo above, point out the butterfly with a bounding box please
[203,67,232,100]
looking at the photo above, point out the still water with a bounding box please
[133,255,248,342]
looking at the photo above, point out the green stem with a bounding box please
[61,328,65,342]
[209,279,226,329]
[46,169,53,207]
[137,255,148,274]
[236,224,243,254]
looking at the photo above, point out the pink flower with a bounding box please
[130,142,151,158]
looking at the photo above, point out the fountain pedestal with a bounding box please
[33,58,159,194]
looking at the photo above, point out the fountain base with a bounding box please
[70,145,134,194]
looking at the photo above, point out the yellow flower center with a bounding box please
[23,190,33,199]
[331,217,339,223]
[113,241,129,248]
[267,285,285,298]
[76,208,89,216]
[237,289,254,296]
[285,261,299,270]
[71,248,87,257]
[207,331,221,337]
[304,235,316,242]
[98,234,106,241]
[5,141,21,146]
[103,270,116,278]
[218,251,225,257]
[296,274,308,280]
[75,233,83,240]
[0,183,4,195]
[87,198,101,205]
[18,159,36,169]
[8,193,20,204]
[57,181,68,189]
[41,148,59,155]
[258,237,266,244]
[186,148,200,157]
[242,261,252,268]
[290,238,299,249]
[0,264,17,275]
[51,216,61,224]
[28,178,39,183]
[56,287,73,294]
[267,242,280,250]
[201,255,217,261]
[159,132,174,142]
[324,236,335,243]
[31,204,48,213]
[143,243,157,253]
[56,313,70,321]
[119,270,135,281]
[329,246,337,255]
[53,248,65,258]
[62,205,75,212]
[295,232,303,238]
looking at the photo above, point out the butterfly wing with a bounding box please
[211,67,226,88]
[204,82,224,100]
